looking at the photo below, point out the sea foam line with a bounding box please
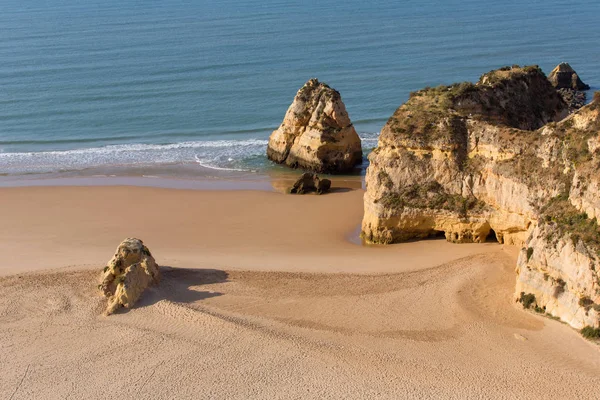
[0,139,270,158]
[0,135,378,158]
[193,154,252,172]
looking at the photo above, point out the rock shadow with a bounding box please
[121,266,228,312]
[327,187,354,193]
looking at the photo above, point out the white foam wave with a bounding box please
[359,132,380,143]
[0,135,377,175]
[0,138,269,174]
[0,139,269,158]
[193,154,252,172]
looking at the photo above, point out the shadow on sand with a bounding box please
[123,266,229,312]
[327,187,354,193]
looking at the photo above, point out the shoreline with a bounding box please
[0,167,365,192]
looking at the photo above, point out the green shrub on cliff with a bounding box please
[518,292,536,309]
[580,326,600,339]
[479,65,543,86]
[541,194,600,252]
[526,247,534,261]
[410,82,477,101]
[523,65,543,74]
[564,129,594,166]
[578,296,594,309]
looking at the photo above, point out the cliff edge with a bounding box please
[362,65,599,330]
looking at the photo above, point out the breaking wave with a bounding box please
[0,134,378,175]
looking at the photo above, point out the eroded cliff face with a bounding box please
[516,223,599,329]
[267,79,362,173]
[362,65,600,329]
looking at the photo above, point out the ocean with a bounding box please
[1,0,599,179]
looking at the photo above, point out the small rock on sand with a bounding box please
[99,238,160,315]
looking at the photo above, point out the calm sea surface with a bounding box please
[1,0,599,177]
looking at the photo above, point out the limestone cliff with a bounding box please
[362,65,600,330]
[267,79,362,173]
[100,238,160,315]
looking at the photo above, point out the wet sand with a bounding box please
[0,186,598,399]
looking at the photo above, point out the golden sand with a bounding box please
[0,186,598,399]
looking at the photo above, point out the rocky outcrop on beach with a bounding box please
[100,238,160,315]
[363,66,568,245]
[267,79,362,173]
[289,172,331,194]
[548,63,590,112]
[362,65,600,329]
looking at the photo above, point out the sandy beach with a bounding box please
[1,185,599,399]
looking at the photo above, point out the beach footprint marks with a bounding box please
[184,253,538,340]
[0,252,541,345]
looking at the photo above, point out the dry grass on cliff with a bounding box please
[592,91,600,107]
[376,181,487,217]
[478,65,543,86]
[541,194,600,254]
[408,81,478,106]
[387,64,565,150]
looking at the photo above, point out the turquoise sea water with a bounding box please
[1,0,599,177]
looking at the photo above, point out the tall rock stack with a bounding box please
[548,62,590,90]
[267,79,362,174]
[362,65,600,330]
[548,62,590,112]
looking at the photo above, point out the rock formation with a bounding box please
[557,88,587,113]
[548,62,590,91]
[289,172,331,194]
[548,63,590,112]
[99,238,160,315]
[362,65,600,330]
[267,79,362,173]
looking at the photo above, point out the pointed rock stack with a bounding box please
[267,79,362,174]
[548,63,590,112]
[548,62,590,90]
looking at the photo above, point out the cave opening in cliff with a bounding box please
[486,229,498,243]
[432,230,446,239]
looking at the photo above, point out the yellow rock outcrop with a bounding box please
[99,238,160,315]
[267,78,362,173]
